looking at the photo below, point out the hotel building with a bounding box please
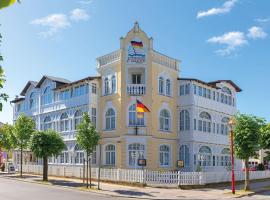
[11,22,242,171]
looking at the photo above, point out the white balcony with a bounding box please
[127,84,146,96]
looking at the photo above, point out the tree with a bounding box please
[234,113,265,191]
[14,114,35,177]
[0,123,15,162]
[0,0,20,10]
[260,123,270,151]
[30,130,65,181]
[76,113,100,188]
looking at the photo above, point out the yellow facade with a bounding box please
[97,22,180,170]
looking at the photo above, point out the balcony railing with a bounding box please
[127,84,146,96]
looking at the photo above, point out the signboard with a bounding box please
[138,159,147,167]
[127,38,146,64]
[177,160,184,168]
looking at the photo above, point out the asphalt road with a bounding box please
[0,177,130,200]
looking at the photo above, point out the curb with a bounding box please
[0,175,179,200]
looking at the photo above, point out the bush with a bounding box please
[257,163,265,171]
[0,163,5,172]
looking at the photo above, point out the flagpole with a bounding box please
[135,97,138,135]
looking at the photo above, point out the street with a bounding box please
[0,177,129,200]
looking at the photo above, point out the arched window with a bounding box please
[60,113,69,132]
[105,144,115,165]
[128,104,144,126]
[74,110,83,129]
[220,148,231,166]
[104,77,109,95]
[44,116,52,131]
[159,109,171,131]
[128,143,145,167]
[42,86,52,105]
[180,145,190,166]
[198,146,212,166]
[198,112,211,133]
[74,144,84,164]
[180,110,190,131]
[222,87,232,95]
[166,79,171,96]
[159,77,164,94]
[111,75,116,93]
[105,108,116,130]
[160,145,170,167]
[29,92,36,109]
[60,146,69,164]
[221,117,229,135]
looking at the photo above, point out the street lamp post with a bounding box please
[228,117,236,194]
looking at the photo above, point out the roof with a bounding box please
[54,76,101,90]
[208,80,242,92]
[36,75,71,88]
[179,78,242,92]
[10,97,25,103]
[20,81,38,96]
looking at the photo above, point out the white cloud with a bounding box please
[31,14,70,37]
[255,17,270,23]
[207,31,248,56]
[78,0,93,5]
[247,26,267,39]
[70,8,90,21]
[197,0,237,19]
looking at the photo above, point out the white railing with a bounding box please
[152,51,179,71]
[97,50,121,67]
[19,165,270,187]
[127,84,146,96]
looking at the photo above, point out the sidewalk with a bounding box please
[1,173,270,199]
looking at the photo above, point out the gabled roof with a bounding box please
[36,75,71,88]
[54,76,101,90]
[179,78,242,92]
[20,81,38,96]
[208,80,242,92]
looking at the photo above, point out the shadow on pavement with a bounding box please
[113,190,154,197]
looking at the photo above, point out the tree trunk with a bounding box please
[20,146,23,177]
[89,157,92,188]
[244,159,250,191]
[86,154,89,188]
[43,157,48,181]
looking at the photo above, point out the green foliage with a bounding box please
[234,113,265,160]
[14,114,35,149]
[76,113,100,156]
[256,163,265,171]
[30,130,65,159]
[260,123,270,150]
[0,123,15,151]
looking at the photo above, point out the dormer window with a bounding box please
[29,92,37,110]
[42,86,52,105]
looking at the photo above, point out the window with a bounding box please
[60,146,69,164]
[213,91,216,100]
[180,85,185,96]
[220,148,231,166]
[105,108,116,130]
[92,147,97,164]
[198,86,202,96]
[74,144,84,164]
[180,110,190,131]
[132,74,141,84]
[207,89,211,99]
[194,119,196,130]
[91,108,97,127]
[104,77,109,95]
[29,92,36,109]
[180,145,190,166]
[166,79,171,96]
[60,113,69,132]
[160,145,170,167]
[74,110,83,130]
[217,92,220,102]
[213,123,216,134]
[92,83,97,94]
[111,75,116,93]
[105,144,115,166]
[60,89,70,100]
[128,143,145,167]
[159,109,171,131]
[44,116,52,131]
[203,88,207,98]
[221,117,229,135]
[198,146,212,166]
[198,112,211,133]
[128,104,144,126]
[42,86,52,105]
[193,84,197,95]
[159,77,164,94]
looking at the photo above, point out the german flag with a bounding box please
[136,100,150,113]
[131,41,143,49]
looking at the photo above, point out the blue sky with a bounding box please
[0,0,270,123]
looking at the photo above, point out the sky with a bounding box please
[0,0,270,123]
